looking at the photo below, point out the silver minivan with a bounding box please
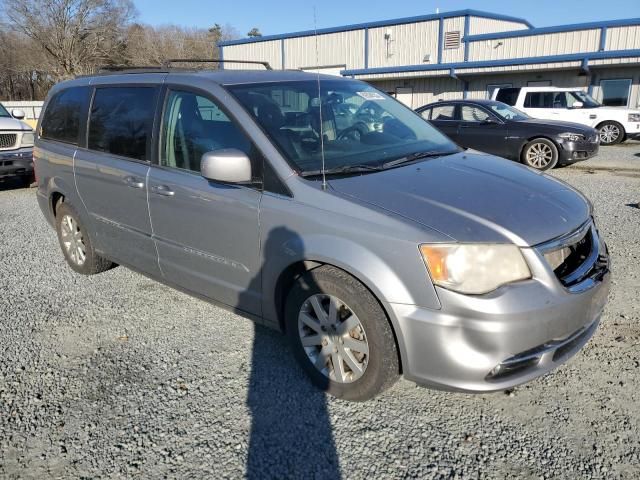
[35,66,610,401]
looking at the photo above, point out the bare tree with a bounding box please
[3,0,136,78]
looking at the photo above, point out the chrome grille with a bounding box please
[0,134,17,149]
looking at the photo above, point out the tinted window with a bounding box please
[88,87,158,161]
[600,79,631,107]
[460,106,490,122]
[495,88,520,106]
[161,90,256,174]
[486,84,512,99]
[430,105,456,121]
[524,91,570,109]
[41,87,90,144]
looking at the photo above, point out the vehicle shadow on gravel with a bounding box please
[241,227,341,479]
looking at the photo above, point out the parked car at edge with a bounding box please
[0,102,34,186]
[35,68,610,401]
[492,86,640,146]
[416,99,599,170]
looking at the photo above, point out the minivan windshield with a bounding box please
[228,80,458,175]
[0,103,10,117]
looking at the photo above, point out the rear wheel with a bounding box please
[55,202,115,275]
[285,265,399,401]
[521,138,558,170]
[597,121,625,145]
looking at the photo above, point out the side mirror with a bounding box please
[571,101,584,109]
[201,148,252,183]
[483,117,500,125]
[11,109,25,120]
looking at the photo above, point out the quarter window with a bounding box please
[40,87,90,145]
[599,79,631,107]
[161,90,254,173]
[88,87,158,161]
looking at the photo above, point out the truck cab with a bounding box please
[492,86,640,145]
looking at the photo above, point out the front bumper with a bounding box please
[557,137,599,164]
[389,223,610,392]
[0,148,34,180]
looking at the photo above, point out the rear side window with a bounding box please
[40,87,90,145]
[495,88,520,106]
[430,104,456,121]
[88,87,158,161]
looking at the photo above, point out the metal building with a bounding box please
[218,9,640,109]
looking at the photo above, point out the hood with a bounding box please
[329,152,590,247]
[514,118,596,134]
[0,116,31,131]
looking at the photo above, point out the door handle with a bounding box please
[151,184,175,197]
[123,176,144,189]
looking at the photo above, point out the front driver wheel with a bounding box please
[598,121,625,145]
[522,138,558,170]
[285,265,399,401]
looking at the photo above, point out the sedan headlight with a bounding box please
[558,132,584,142]
[419,244,531,295]
[21,132,34,147]
[629,113,640,122]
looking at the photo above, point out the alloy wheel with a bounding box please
[60,214,86,266]
[298,294,369,383]
[599,124,620,144]
[526,142,554,169]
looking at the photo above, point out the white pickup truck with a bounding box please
[492,87,640,146]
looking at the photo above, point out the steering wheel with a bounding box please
[337,126,365,142]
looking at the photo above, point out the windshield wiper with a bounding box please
[300,164,383,177]
[381,150,456,169]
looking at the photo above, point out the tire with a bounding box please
[285,265,399,401]
[521,138,558,170]
[55,201,115,275]
[597,121,625,145]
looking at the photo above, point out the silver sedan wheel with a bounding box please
[526,142,554,169]
[298,294,369,383]
[599,124,620,144]
[60,214,86,266]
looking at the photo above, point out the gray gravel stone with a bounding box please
[0,144,639,479]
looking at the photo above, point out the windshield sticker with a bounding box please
[356,91,385,100]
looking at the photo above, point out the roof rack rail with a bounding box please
[162,58,273,70]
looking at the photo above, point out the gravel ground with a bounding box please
[1,152,639,479]
[566,140,640,171]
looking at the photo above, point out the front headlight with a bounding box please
[21,132,34,147]
[628,113,640,122]
[419,244,531,295]
[558,132,584,142]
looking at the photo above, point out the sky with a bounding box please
[133,0,640,36]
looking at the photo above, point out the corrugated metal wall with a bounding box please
[468,17,528,35]
[367,20,439,68]
[222,40,282,69]
[606,26,640,51]
[440,17,466,64]
[370,77,465,106]
[284,30,364,69]
[468,29,600,61]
